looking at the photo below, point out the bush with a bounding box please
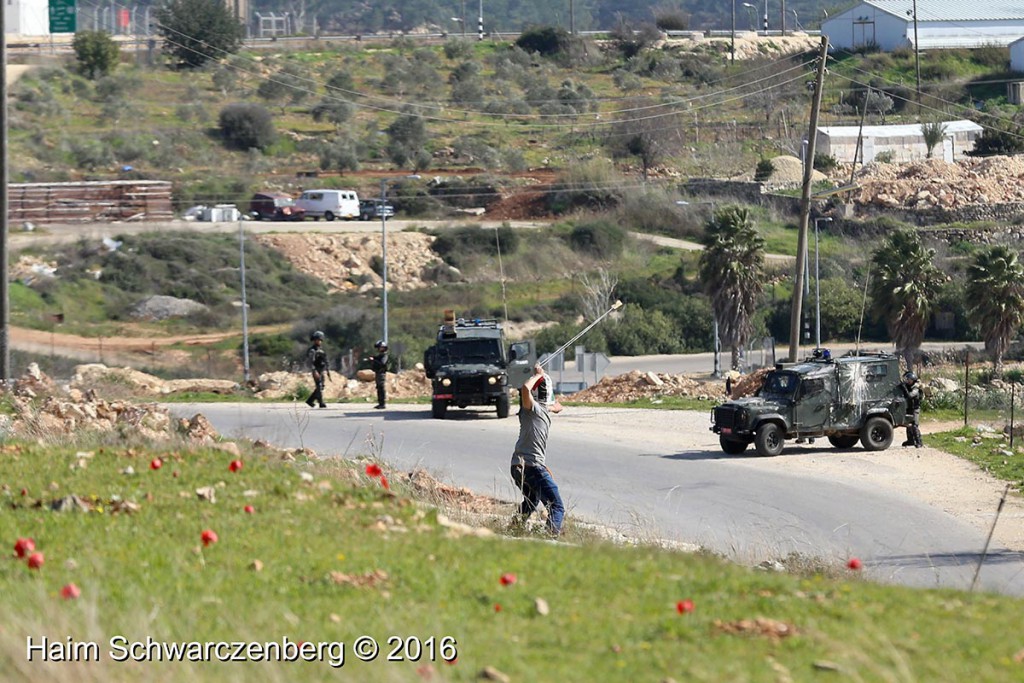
[73,30,120,80]
[971,43,1008,69]
[431,226,521,269]
[754,158,774,181]
[873,150,895,163]
[546,160,623,214]
[443,39,474,61]
[604,304,685,355]
[654,10,689,31]
[218,102,276,151]
[615,190,704,241]
[813,153,838,174]
[568,220,626,260]
[515,25,572,58]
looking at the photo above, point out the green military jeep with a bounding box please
[710,352,909,457]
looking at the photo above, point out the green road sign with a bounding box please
[49,0,77,34]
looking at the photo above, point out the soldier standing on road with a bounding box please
[371,340,389,409]
[900,371,923,448]
[305,331,330,408]
[510,365,565,537]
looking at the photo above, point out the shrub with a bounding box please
[754,158,774,181]
[431,226,521,269]
[873,150,895,163]
[654,9,689,31]
[546,160,623,214]
[568,220,626,260]
[73,30,120,80]
[971,43,1008,69]
[218,102,276,151]
[813,153,838,173]
[604,304,685,355]
[443,38,474,61]
[515,25,572,58]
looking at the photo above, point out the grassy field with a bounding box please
[2,437,1024,682]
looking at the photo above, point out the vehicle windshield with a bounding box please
[274,197,296,207]
[760,371,799,399]
[437,339,502,364]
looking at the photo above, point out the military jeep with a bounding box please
[710,352,909,457]
[423,311,535,419]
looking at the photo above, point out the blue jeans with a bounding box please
[510,463,564,535]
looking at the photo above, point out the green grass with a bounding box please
[567,396,718,411]
[2,439,1024,681]
[927,426,1024,486]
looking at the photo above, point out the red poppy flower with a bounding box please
[847,557,863,570]
[27,552,44,570]
[380,476,390,490]
[61,583,81,600]
[228,460,243,473]
[499,573,517,586]
[494,604,502,612]
[365,464,382,478]
[14,537,35,558]
[20,488,27,496]
[201,529,218,547]
[676,599,695,614]
[150,458,163,470]
[244,505,255,514]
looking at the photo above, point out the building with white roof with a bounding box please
[822,1,1024,51]
[816,120,984,163]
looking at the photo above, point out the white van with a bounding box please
[294,189,360,221]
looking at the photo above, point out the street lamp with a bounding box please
[379,178,393,345]
[477,0,484,40]
[451,17,465,37]
[763,0,769,35]
[813,217,832,349]
[742,3,756,32]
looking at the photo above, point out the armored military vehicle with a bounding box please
[711,351,909,456]
[423,311,535,419]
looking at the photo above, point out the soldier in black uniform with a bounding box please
[900,371,923,448]
[371,340,389,409]
[305,330,330,408]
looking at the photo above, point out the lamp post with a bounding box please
[478,0,484,40]
[911,0,921,100]
[731,0,736,64]
[379,178,390,345]
[813,217,832,349]
[763,0,769,35]
[451,16,465,37]
[742,3,756,31]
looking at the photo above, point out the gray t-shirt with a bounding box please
[512,402,552,468]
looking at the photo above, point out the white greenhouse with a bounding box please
[822,1,1024,51]
[816,120,984,163]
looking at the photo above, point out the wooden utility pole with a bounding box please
[1,8,9,383]
[788,35,829,362]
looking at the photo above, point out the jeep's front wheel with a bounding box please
[828,434,860,449]
[719,436,748,455]
[496,394,510,419]
[431,399,448,419]
[860,416,893,451]
[754,423,784,457]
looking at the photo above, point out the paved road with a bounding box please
[168,402,1024,596]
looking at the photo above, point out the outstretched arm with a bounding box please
[519,364,544,411]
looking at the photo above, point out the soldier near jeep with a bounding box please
[305,331,330,408]
[899,371,923,448]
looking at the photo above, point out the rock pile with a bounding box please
[853,156,1024,210]
[253,232,446,293]
[71,364,239,395]
[565,370,725,403]
[8,363,214,442]
[254,369,432,402]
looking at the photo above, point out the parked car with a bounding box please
[294,189,360,221]
[249,192,306,221]
[359,199,396,221]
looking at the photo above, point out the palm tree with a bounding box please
[921,120,948,159]
[965,246,1024,377]
[869,230,944,369]
[698,207,766,370]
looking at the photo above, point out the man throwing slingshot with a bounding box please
[510,364,565,537]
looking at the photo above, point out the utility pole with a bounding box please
[781,0,786,36]
[0,6,9,383]
[788,35,829,362]
[569,0,575,36]
[912,0,921,101]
